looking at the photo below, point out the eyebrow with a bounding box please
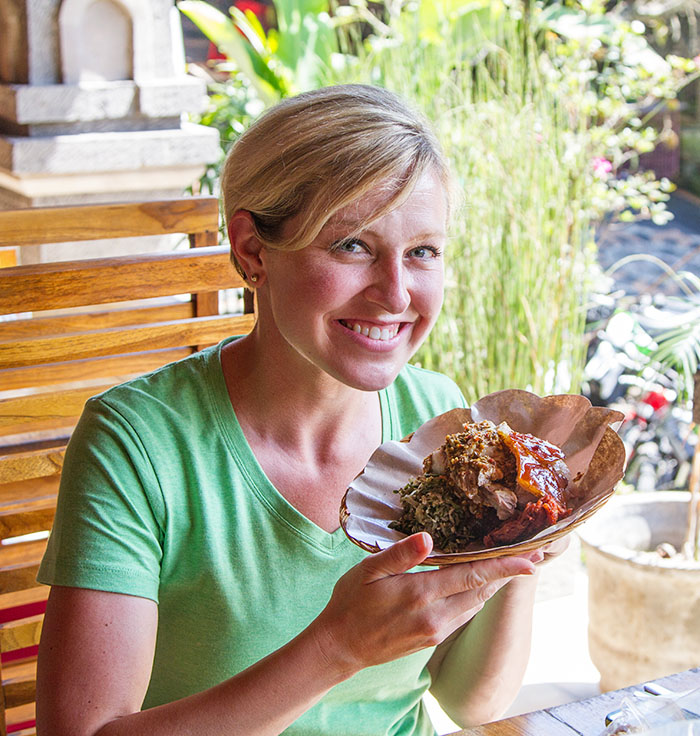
[326,218,446,239]
[344,226,447,241]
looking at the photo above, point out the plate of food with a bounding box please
[339,389,627,564]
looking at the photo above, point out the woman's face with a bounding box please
[258,169,448,392]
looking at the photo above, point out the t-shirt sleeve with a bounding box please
[38,396,165,602]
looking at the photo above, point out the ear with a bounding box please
[228,210,266,287]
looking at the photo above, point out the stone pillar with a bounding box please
[0,0,221,217]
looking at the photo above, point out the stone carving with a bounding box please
[0,0,220,220]
[59,0,139,83]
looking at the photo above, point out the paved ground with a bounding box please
[597,189,700,295]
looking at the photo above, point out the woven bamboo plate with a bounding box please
[340,389,627,565]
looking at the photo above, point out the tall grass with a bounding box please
[334,7,599,402]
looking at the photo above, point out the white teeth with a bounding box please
[344,321,399,341]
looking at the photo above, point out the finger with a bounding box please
[540,535,570,562]
[361,533,434,582]
[543,535,570,556]
[521,549,545,565]
[441,574,516,623]
[430,575,517,643]
[426,554,537,599]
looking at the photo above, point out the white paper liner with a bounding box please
[340,389,626,564]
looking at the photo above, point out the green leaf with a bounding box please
[229,6,268,56]
[177,0,281,103]
[648,315,700,400]
[418,0,495,41]
[273,0,338,91]
[622,34,670,76]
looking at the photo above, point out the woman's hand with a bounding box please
[426,530,572,726]
[310,532,539,677]
[537,534,571,564]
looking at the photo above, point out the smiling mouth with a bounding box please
[339,320,401,342]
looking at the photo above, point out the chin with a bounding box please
[334,365,404,393]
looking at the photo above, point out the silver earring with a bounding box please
[250,274,259,283]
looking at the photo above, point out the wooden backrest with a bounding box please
[0,197,254,735]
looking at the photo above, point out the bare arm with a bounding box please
[37,533,537,736]
[427,570,539,727]
[37,586,351,736]
[427,537,571,727]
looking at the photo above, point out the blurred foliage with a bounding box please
[177,0,363,190]
[178,0,342,101]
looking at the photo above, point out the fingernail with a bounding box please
[412,532,432,554]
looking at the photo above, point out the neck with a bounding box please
[220,328,381,456]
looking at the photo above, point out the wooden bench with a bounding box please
[0,197,253,735]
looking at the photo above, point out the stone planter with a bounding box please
[578,491,700,692]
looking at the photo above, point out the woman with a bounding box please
[37,84,564,736]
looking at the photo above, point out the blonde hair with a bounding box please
[221,84,452,278]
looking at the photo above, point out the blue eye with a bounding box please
[331,238,366,254]
[408,245,442,259]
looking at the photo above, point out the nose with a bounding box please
[364,255,411,314]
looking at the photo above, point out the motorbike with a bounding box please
[582,282,698,492]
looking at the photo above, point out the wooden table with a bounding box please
[448,667,700,735]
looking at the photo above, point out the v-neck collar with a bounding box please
[207,338,393,553]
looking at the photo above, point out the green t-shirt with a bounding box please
[39,338,466,735]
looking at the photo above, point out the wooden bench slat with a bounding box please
[0,447,65,485]
[0,313,254,370]
[0,246,241,315]
[0,197,219,246]
[0,506,55,541]
[0,564,42,597]
[2,659,37,710]
[5,699,36,734]
[0,196,238,733]
[6,718,36,736]
[0,386,100,438]
[0,586,48,612]
[5,682,37,711]
[3,659,37,682]
[0,537,47,566]
[0,615,43,654]
[0,477,59,510]
[0,348,192,392]
[7,727,36,736]
[0,302,195,339]
[0,494,60,516]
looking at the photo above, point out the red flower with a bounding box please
[236,0,269,19]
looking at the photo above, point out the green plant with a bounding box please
[178,0,360,190]
[190,75,263,195]
[583,255,700,557]
[178,0,351,102]
[537,2,699,224]
[643,273,700,560]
